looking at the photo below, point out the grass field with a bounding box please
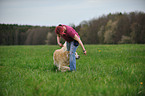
[0,44,145,96]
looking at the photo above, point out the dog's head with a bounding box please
[62,42,67,52]
[75,52,80,59]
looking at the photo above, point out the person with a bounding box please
[55,24,87,71]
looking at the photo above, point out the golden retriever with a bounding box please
[53,42,80,72]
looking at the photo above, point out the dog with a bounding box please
[53,42,80,72]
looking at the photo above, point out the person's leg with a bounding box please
[69,41,78,71]
[66,41,71,51]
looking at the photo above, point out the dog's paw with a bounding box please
[76,55,80,59]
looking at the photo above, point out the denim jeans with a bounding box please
[66,41,79,71]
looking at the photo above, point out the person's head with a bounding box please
[55,25,66,35]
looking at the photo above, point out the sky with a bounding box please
[0,0,145,26]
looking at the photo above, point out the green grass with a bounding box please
[0,44,145,96]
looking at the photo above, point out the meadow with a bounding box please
[0,44,145,96]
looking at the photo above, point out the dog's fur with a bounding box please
[53,42,80,72]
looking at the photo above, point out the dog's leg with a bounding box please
[58,64,61,71]
[61,66,70,72]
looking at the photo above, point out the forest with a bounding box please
[0,11,145,45]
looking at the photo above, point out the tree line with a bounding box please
[0,11,145,45]
[0,24,56,45]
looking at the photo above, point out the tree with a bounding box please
[104,20,117,44]
[119,35,132,44]
[98,26,105,44]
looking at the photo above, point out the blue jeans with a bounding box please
[67,41,79,71]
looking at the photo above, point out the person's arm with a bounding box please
[73,34,87,55]
[57,34,63,47]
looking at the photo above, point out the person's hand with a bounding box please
[58,43,63,47]
[83,50,87,55]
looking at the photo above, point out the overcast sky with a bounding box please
[0,0,145,26]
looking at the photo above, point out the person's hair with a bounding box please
[55,26,63,34]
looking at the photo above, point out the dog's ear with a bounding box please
[63,42,66,47]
